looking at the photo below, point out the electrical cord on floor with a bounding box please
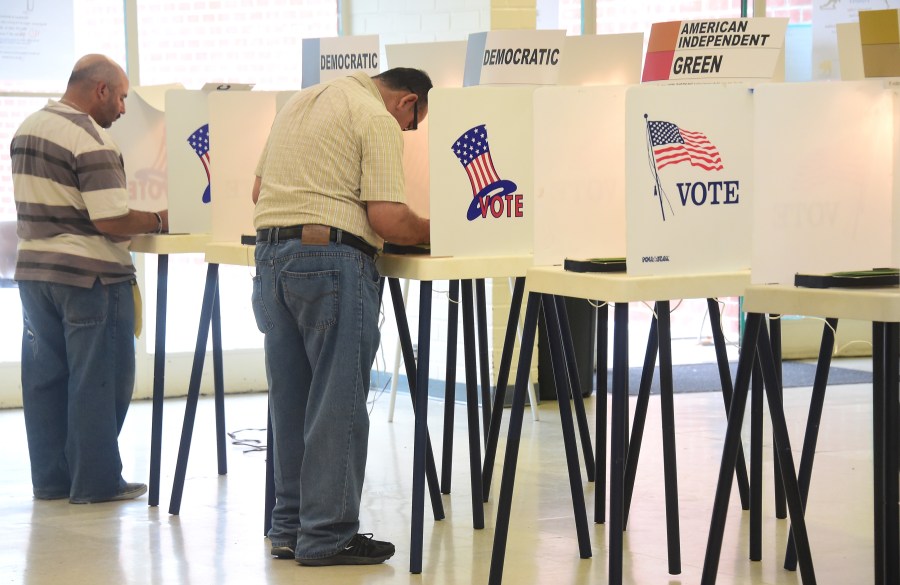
[227,428,267,453]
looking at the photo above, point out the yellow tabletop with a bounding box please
[743,284,900,323]
[376,254,532,281]
[523,266,750,303]
[204,242,256,267]
[130,233,211,255]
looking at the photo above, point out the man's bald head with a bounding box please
[61,54,130,128]
[67,54,127,92]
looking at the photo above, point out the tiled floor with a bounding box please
[0,358,885,585]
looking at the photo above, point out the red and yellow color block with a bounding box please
[642,21,682,82]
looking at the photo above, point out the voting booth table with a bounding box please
[483,17,791,585]
[115,72,293,513]
[112,83,229,509]
[703,21,900,583]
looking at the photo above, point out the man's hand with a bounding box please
[94,209,168,236]
[367,201,429,245]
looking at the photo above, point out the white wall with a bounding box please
[345,0,490,48]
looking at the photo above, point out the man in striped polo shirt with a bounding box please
[252,68,431,566]
[11,54,168,504]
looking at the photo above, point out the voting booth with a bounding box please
[531,33,643,266]
[754,9,900,286]
[386,40,468,219]
[532,18,787,275]
[207,91,295,243]
[428,29,566,257]
[624,84,755,276]
[752,80,894,286]
[108,84,183,214]
[203,35,378,242]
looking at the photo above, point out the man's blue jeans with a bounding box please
[252,238,381,560]
[18,279,135,502]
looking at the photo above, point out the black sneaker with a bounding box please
[297,534,395,566]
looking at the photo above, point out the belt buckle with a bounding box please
[301,225,330,246]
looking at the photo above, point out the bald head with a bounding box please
[61,54,130,128]
[67,54,127,91]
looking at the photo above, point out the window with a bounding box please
[0,0,337,361]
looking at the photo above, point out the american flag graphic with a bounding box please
[647,120,723,172]
[188,124,211,203]
[452,124,502,199]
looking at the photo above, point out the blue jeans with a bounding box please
[18,279,135,502]
[252,238,381,559]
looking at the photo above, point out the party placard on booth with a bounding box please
[752,80,894,285]
[624,84,754,276]
[109,84,183,213]
[463,29,566,86]
[428,86,535,257]
[302,35,379,88]
[859,9,900,78]
[642,17,788,83]
[385,40,468,219]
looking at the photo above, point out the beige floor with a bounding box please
[0,362,884,585]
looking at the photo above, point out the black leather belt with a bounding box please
[256,225,377,259]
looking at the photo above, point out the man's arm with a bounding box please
[94,209,169,236]
[367,201,429,245]
[252,175,261,204]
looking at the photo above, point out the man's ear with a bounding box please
[401,92,417,110]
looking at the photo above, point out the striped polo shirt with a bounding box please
[253,72,407,248]
[11,100,134,288]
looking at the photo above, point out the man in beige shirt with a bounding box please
[251,68,430,566]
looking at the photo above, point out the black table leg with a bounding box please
[770,316,787,521]
[169,263,219,515]
[409,280,433,574]
[874,322,900,585]
[784,318,838,569]
[882,323,899,585]
[542,294,591,558]
[385,278,445,524]
[624,308,659,527]
[595,301,608,525]
[755,324,817,584]
[489,293,541,585]
[750,354,763,562]
[706,298,750,510]
[609,301,629,585]
[460,280,485,530]
[554,296,596,482]
[211,282,226,475]
[441,280,459,495]
[149,253,169,507]
[483,277,526,501]
[702,312,761,584]
[476,278,492,445]
[656,300,682,575]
